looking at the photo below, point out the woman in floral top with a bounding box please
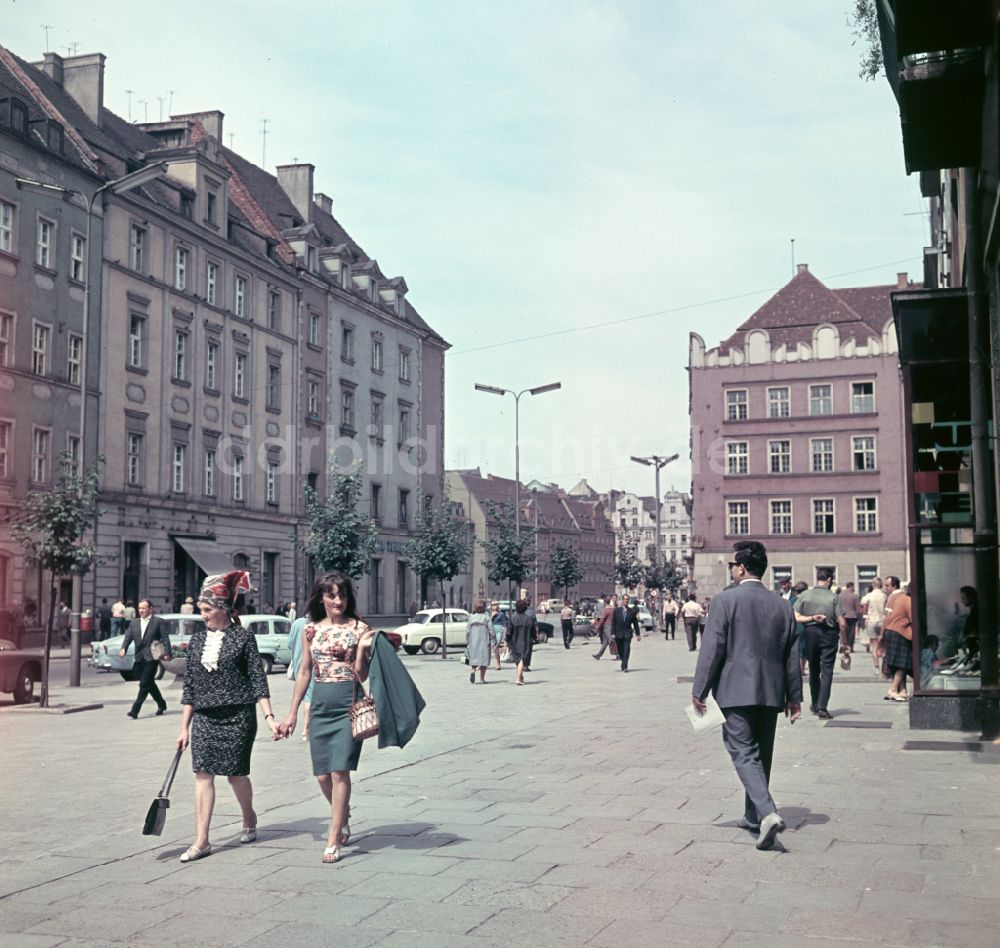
[279,572,374,863]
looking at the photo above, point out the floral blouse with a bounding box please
[307,620,370,683]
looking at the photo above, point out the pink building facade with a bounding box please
[688,265,910,595]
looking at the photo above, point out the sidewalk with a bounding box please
[1,634,998,947]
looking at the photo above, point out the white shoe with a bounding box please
[179,844,212,863]
[756,812,785,850]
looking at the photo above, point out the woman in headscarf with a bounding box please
[175,570,281,863]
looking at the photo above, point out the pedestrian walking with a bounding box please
[681,594,704,651]
[691,540,801,851]
[662,591,678,640]
[560,600,575,649]
[96,598,112,641]
[120,599,173,718]
[465,600,493,683]
[612,593,640,672]
[882,577,913,702]
[111,597,126,636]
[794,569,844,719]
[506,599,535,686]
[278,572,376,863]
[789,581,809,675]
[838,582,861,666]
[860,578,887,672]
[175,570,280,863]
[523,595,537,672]
[591,595,615,659]
[179,596,195,615]
[56,601,72,646]
[490,602,506,670]
[287,600,298,622]
[287,614,313,740]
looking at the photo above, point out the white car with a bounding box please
[635,606,654,631]
[395,609,471,655]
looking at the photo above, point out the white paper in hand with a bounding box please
[686,694,726,734]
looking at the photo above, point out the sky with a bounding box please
[4,1,926,498]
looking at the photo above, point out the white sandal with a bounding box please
[179,844,212,863]
[322,845,340,863]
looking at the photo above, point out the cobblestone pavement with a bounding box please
[1,634,998,947]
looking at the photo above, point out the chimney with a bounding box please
[897,271,909,289]
[177,110,224,142]
[34,52,64,85]
[314,192,333,214]
[796,263,809,274]
[276,163,314,221]
[62,52,106,125]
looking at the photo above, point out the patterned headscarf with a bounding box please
[197,570,252,612]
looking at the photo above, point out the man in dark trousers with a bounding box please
[692,540,801,851]
[612,593,641,672]
[795,569,843,719]
[119,598,172,719]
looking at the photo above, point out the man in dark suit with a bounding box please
[612,594,641,672]
[119,598,172,719]
[692,540,802,850]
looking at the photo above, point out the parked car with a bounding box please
[0,639,42,703]
[395,609,470,655]
[539,598,565,614]
[635,605,654,631]
[92,614,205,680]
[493,608,553,644]
[240,614,293,675]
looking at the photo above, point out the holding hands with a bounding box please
[276,714,297,739]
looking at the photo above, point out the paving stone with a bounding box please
[446,878,577,912]
[438,858,558,883]
[466,906,611,947]
[364,899,497,934]
[23,905,174,942]
[587,914,732,948]
[338,869,467,901]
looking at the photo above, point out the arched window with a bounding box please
[233,552,250,570]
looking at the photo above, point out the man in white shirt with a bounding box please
[861,578,888,673]
[662,592,679,640]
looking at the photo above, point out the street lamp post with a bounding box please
[630,453,679,620]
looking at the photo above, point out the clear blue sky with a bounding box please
[5,1,925,497]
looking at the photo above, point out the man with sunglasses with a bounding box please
[692,540,801,851]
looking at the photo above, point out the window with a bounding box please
[206,190,218,226]
[371,337,383,372]
[128,315,145,368]
[726,442,748,475]
[371,483,382,521]
[175,247,189,290]
[10,99,26,135]
[371,398,383,435]
[341,388,355,429]
[171,443,186,492]
[307,379,320,417]
[341,324,354,362]
[726,389,748,421]
[70,233,85,282]
[768,440,791,474]
[369,558,381,614]
[0,420,10,478]
[181,194,194,219]
[815,565,837,584]
[205,342,218,390]
[66,434,81,474]
[810,438,834,473]
[266,462,278,505]
[0,201,13,253]
[173,330,189,381]
[767,386,790,418]
[399,489,409,527]
[206,263,219,305]
[851,381,875,413]
[854,497,878,533]
[727,500,749,536]
[234,353,247,399]
[129,224,145,273]
[809,384,832,416]
[308,309,322,347]
[770,499,793,535]
[857,564,878,588]
[32,323,50,376]
[852,435,876,471]
[267,364,281,410]
[234,275,247,318]
[126,433,143,486]
[36,217,53,268]
[204,449,216,496]
[399,348,410,382]
[67,334,82,386]
[233,455,245,501]
[0,312,9,367]
[398,406,410,444]
[32,428,50,482]
[267,290,280,331]
[812,498,835,534]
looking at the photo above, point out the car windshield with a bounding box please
[164,618,205,637]
[411,614,431,624]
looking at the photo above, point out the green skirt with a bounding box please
[309,680,363,775]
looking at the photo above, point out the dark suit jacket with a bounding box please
[612,605,640,639]
[121,616,172,663]
[692,580,802,710]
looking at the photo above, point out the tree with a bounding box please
[848,0,883,80]
[404,500,471,659]
[10,453,104,707]
[481,499,536,605]
[301,466,379,579]
[644,554,687,596]
[549,539,583,602]
[613,539,644,591]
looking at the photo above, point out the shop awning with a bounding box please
[173,536,233,576]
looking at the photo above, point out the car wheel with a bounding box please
[260,655,273,675]
[12,665,36,704]
[420,638,440,655]
[119,669,137,682]
[403,645,420,655]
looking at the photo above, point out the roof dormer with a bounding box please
[319,242,356,288]
[351,259,385,303]
[379,276,408,315]
[282,222,321,272]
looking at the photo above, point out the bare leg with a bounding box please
[515,660,524,684]
[302,702,311,738]
[892,669,908,697]
[193,772,215,849]
[494,643,501,670]
[478,665,487,683]
[228,775,255,828]
[317,773,351,849]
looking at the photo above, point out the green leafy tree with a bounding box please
[613,539,644,591]
[643,555,686,595]
[404,500,471,659]
[549,539,583,601]
[848,0,883,80]
[481,498,536,605]
[301,466,379,579]
[10,453,104,707]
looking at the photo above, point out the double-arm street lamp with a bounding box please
[16,162,168,686]
[474,381,561,539]
[629,452,680,569]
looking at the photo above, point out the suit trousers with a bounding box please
[684,618,700,650]
[840,618,859,652]
[593,628,613,658]
[561,619,574,648]
[664,614,676,639]
[615,637,631,670]
[721,706,780,825]
[131,658,166,714]
[803,625,839,712]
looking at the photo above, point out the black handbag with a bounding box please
[142,748,183,836]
